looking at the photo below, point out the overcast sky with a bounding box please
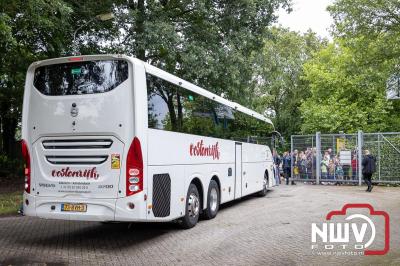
[276,0,335,39]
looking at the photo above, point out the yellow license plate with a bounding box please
[61,203,87,212]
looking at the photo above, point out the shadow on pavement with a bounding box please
[12,189,276,255]
[18,220,180,251]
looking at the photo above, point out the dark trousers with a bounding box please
[363,173,372,190]
[284,168,291,185]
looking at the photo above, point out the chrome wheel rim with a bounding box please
[210,187,218,212]
[188,193,200,218]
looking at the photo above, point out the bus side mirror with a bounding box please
[270,131,284,148]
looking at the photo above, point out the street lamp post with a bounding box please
[72,13,114,55]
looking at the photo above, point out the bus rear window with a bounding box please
[33,60,128,96]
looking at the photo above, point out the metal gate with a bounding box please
[291,131,400,185]
[363,133,400,183]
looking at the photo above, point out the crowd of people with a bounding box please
[272,147,360,185]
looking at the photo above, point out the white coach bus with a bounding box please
[22,55,275,228]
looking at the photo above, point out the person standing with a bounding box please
[362,150,376,192]
[335,157,344,182]
[306,149,313,179]
[273,149,281,185]
[327,148,333,160]
[321,155,329,180]
[282,152,291,185]
[312,148,317,180]
[328,159,335,180]
[299,152,307,179]
[292,150,298,184]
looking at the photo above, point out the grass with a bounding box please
[0,191,22,216]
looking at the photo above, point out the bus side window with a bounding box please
[146,72,274,142]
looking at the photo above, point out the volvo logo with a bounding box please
[71,103,79,117]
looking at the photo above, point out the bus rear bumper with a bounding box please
[23,193,149,222]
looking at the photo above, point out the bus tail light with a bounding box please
[126,137,143,196]
[21,140,31,193]
[68,57,83,62]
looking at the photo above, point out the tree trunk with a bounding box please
[136,0,146,60]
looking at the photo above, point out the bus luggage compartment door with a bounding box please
[234,143,242,199]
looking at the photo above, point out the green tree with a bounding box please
[300,41,396,133]
[0,0,119,157]
[299,0,400,134]
[112,0,290,105]
[329,0,400,45]
[1,0,290,158]
[328,0,400,86]
[0,1,73,157]
[253,27,326,138]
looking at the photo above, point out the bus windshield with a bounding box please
[33,60,128,96]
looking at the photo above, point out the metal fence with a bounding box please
[290,131,400,185]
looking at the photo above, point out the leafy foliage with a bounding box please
[0,0,118,157]
[300,41,395,133]
[0,154,23,177]
[0,0,290,160]
[253,27,326,137]
[300,0,400,134]
[2,0,400,176]
[363,134,400,182]
[113,0,290,105]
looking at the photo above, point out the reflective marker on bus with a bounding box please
[22,55,276,229]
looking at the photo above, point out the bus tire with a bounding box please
[202,180,220,220]
[258,171,269,197]
[179,183,200,229]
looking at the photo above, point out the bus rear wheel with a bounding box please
[179,183,200,229]
[202,180,220,220]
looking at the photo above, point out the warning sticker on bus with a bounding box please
[111,154,120,169]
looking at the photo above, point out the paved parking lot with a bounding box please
[0,184,399,266]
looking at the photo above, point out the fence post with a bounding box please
[378,134,381,181]
[316,132,321,184]
[291,135,294,180]
[358,130,363,186]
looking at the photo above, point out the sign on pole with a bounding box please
[386,74,400,100]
